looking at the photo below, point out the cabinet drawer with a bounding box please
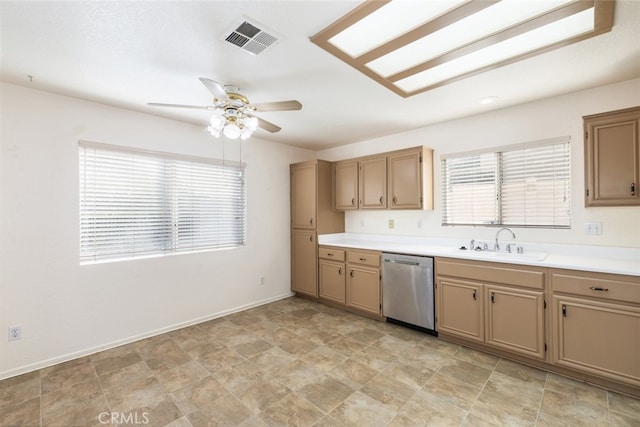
[347,250,380,267]
[551,270,640,304]
[319,247,345,261]
[436,258,545,290]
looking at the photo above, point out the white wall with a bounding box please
[318,78,640,248]
[0,82,315,378]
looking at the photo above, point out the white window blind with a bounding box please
[442,137,570,228]
[79,141,246,264]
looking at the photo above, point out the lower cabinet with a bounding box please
[318,246,381,317]
[319,247,346,304]
[550,269,640,387]
[291,229,317,298]
[436,258,546,361]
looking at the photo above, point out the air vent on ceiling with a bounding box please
[222,18,280,55]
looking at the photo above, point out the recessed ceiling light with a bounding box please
[311,0,615,98]
[480,96,499,105]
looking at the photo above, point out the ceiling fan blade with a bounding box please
[255,116,281,133]
[199,78,230,101]
[251,100,302,112]
[148,102,213,110]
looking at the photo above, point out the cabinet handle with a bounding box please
[491,292,495,303]
[351,197,355,206]
[350,270,354,278]
[562,304,567,317]
[472,290,477,300]
[589,286,609,292]
[632,182,636,196]
[309,217,314,226]
[359,257,367,262]
[327,253,334,257]
[309,234,313,242]
[338,267,342,276]
[379,196,384,205]
[392,196,397,205]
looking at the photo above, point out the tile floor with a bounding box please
[1,296,639,426]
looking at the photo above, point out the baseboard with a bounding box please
[0,292,294,381]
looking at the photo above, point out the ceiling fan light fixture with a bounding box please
[223,122,241,139]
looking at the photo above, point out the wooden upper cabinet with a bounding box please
[584,106,640,206]
[388,147,434,210]
[334,160,358,210]
[359,157,387,209]
[291,162,317,228]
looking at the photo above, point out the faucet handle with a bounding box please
[506,243,516,253]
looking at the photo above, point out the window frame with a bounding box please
[79,141,247,264]
[441,136,571,229]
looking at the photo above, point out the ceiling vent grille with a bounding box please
[222,18,280,55]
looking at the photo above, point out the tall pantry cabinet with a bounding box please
[290,160,344,298]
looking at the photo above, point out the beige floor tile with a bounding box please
[104,375,167,413]
[278,336,319,357]
[329,358,380,390]
[98,361,154,390]
[493,358,548,386]
[609,410,640,427]
[360,373,418,411]
[135,337,192,373]
[539,388,609,426]
[169,375,228,415]
[329,390,397,426]
[437,358,493,389]
[42,376,103,417]
[300,346,348,372]
[346,327,386,345]
[297,375,355,413]
[231,338,274,358]
[211,360,265,392]
[608,390,640,418]
[271,359,325,391]
[249,346,297,376]
[0,396,41,427]
[0,371,40,409]
[382,360,436,389]
[234,375,291,415]
[463,398,538,427]
[92,350,143,378]
[259,392,325,426]
[476,371,544,411]
[421,372,482,411]
[42,395,110,427]
[187,394,252,427]
[197,346,246,373]
[453,346,500,371]
[389,389,467,427]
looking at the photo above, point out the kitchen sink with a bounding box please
[450,247,548,261]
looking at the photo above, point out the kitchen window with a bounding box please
[79,141,246,264]
[441,137,570,228]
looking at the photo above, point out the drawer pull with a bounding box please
[589,286,609,292]
[632,182,636,196]
[327,253,334,257]
[491,292,495,303]
[562,304,567,317]
[392,196,397,205]
[338,267,342,276]
[472,290,477,300]
[359,257,367,262]
[350,270,354,278]
[309,235,313,242]
[379,196,384,205]
[351,197,355,206]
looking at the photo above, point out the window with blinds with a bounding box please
[79,141,246,264]
[442,137,570,228]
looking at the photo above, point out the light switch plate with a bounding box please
[388,219,395,229]
[584,222,603,235]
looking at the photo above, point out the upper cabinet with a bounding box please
[359,156,388,209]
[584,106,640,207]
[333,160,358,210]
[333,146,434,211]
[291,162,317,228]
[388,147,434,210]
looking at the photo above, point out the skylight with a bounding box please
[311,0,615,97]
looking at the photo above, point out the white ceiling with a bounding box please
[1,1,639,150]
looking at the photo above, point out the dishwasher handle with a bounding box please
[385,259,420,266]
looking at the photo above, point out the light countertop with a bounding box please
[318,233,640,277]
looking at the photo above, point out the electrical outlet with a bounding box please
[388,219,395,229]
[584,222,603,235]
[8,326,22,341]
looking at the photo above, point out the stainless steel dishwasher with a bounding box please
[382,253,436,335]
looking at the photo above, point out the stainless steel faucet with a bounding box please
[494,227,516,251]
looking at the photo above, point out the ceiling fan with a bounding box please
[148,77,302,139]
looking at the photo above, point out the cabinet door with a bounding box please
[359,157,387,209]
[291,163,317,228]
[291,229,317,297]
[347,266,381,315]
[486,285,545,360]
[552,296,640,387]
[585,107,640,206]
[334,161,358,210]
[319,260,346,304]
[388,150,422,209]
[437,278,484,342]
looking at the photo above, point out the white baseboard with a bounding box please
[0,292,295,381]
